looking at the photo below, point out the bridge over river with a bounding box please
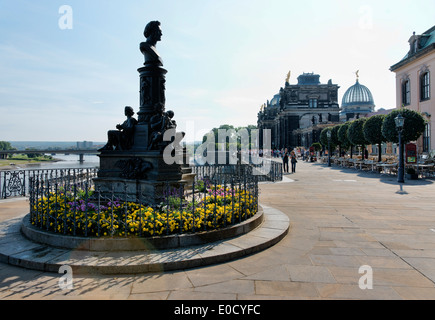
[0,150,99,163]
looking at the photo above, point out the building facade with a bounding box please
[77,141,94,149]
[390,25,435,155]
[257,73,340,149]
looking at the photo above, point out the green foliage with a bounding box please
[0,141,13,151]
[25,148,43,159]
[381,109,426,143]
[363,114,386,162]
[203,124,258,151]
[337,122,352,148]
[0,141,14,159]
[363,114,386,145]
[320,127,336,149]
[347,118,369,146]
[331,125,341,146]
[311,142,322,151]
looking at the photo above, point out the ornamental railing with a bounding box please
[250,159,283,182]
[28,165,259,238]
[1,160,281,200]
[0,168,98,200]
[191,160,282,183]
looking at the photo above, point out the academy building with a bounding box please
[257,71,376,150]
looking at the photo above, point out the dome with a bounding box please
[270,93,281,106]
[342,79,375,107]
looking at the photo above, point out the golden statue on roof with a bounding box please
[286,71,291,84]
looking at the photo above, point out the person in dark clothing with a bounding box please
[290,150,297,173]
[282,148,289,173]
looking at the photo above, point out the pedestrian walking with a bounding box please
[291,150,297,173]
[282,148,289,173]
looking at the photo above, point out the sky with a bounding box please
[0,0,434,143]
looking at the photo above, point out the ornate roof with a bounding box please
[297,73,320,85]
[342,79,375,107]
[390,25,435,71]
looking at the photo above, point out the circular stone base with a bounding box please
[0,205,289,275]
[21,211,264,251]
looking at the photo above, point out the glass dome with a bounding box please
[342,80,375,107]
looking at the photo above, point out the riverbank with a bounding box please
[0,153,99,171]
[0,158,61,171]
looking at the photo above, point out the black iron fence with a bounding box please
[0,168,98,199]
[28,165,259,238]
[250,159,283,182]
[192,160,283,183]
[1,161,281,200]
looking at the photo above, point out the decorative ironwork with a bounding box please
[1,171,25,199]
[1,168,98,200]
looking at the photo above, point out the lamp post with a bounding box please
[395,114,405,183]
[327,130,332,167]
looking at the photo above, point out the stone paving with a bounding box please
[1,160,435,300]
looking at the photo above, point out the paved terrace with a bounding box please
[1,160,435,300]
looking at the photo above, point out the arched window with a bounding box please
[402,79,411,106]
[420,71,430,101]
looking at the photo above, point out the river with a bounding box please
[15,154,100,171]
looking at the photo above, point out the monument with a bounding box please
[94,21,188,204]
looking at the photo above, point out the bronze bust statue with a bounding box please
[99,106,138,151]
[140,20,163,67]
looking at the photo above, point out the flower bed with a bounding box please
[29,179,258,238]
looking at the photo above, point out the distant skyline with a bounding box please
[1,0,434,142]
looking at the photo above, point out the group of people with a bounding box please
[282,148,298,174]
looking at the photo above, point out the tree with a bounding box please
[363,114,386,162]
[382,109,426,144]
[320,127,337,152]
[348,118,369,159]
[25,148,43,159]
[311,142,322,152]
[337,122,352,151]
[202,124,258,151]
[0,141,14,159]
[0,141,13,150]
[331,125,341,147]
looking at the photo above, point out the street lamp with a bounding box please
[395,113,405,183]
[327,130,332,167]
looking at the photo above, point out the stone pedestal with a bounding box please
[94,151,186,204]
[137,65,167,123]
[132,66,167,152]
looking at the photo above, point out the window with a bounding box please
[309,99,318,108]
[421,72,430,101]
[423,123,431,153]
[402,80,411,106]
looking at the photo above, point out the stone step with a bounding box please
[0,205,289,275]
